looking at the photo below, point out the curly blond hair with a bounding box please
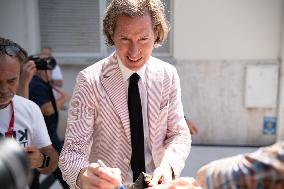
[103,0,169,47]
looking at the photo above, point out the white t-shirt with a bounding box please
[0,95,51,148]
[52,64,63,80]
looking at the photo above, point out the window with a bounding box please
[39,0,173,64]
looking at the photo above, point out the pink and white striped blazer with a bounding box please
[59,53,191,188]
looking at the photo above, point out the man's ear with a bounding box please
[154,29,159,43]
[110,31,115,44]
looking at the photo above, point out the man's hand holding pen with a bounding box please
[76,160,123,189]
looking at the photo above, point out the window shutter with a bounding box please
[39,0,101,54]
[39,0,172,59]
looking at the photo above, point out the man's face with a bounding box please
[0,55,20,108]
[112,14,156,71]
[40,48,52,58]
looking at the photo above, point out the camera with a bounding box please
[28,55,57,70]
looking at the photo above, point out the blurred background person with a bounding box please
[40,47,63,88]
[28,47,70,189]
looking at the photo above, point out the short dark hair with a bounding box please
[0,37,28,64]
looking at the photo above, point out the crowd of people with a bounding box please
[0,0,283,189]
[0,37,70,188]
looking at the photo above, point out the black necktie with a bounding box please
[128,73,145,182]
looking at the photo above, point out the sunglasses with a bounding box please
[0,44,27,57]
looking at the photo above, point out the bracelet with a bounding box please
[39,154,50,168]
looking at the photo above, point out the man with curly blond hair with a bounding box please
[59,1,191,188]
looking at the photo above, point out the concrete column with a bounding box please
[0,0,40,54]
[277,2,284,142]
[24,0,41,54]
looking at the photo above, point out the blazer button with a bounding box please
[123,158,129,164]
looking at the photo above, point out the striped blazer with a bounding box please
[59,53,191,189]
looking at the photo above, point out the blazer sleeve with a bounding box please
[160,67,192,177]
[59,71,96,189]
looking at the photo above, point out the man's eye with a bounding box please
[139,37,149,44]
[8,79,16,84]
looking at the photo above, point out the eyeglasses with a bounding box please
[0,44,27,61]
[0,44,27,63]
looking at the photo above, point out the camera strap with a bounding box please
[5,100,15,138]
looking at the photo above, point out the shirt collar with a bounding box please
[117,55,147,82]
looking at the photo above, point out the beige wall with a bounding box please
[176,60,277,145]
[0,0,40,53]
[174,0,282,60]
[172,0,283,145]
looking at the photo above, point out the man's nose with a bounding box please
[128,42,140,57]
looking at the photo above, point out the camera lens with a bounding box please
[45,57,57,70]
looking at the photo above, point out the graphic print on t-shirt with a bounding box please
[0,129,29,147]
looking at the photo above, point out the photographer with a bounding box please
[28,50,70,189]
[40,47,63,88]
[0,37,58,188]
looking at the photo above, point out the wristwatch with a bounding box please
[39,154,50,168]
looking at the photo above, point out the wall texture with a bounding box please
[174,0,283,59]
[176,60,277,146]
[172,0,283,145]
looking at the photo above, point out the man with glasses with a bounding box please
[0,37,59,188]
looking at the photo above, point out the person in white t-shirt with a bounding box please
[52,64,63,87]
[0,95,51,149]
[0,37,58,187]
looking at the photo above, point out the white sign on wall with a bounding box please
[245,64,278,108]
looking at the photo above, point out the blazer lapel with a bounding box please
[101,54,131,145]
[145,57,163,148]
